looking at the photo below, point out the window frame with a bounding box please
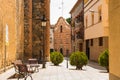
[91,39,93,46]
[98,5,102,22]
[91,12,94,25]
[99,37,103,46]
[60,26,62,33]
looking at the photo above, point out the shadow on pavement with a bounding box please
[7,73,24,79]
[99,70,108,73]
[87,61,107,70]
[69,68,87,71]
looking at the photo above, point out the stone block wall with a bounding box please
[54,17,71,56]
[24,0,50,61]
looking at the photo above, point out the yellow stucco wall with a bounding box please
[0,0,16,68]
[84,0,109,39]
[0,0,24,69]
[109,0,120,80]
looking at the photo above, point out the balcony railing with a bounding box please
[75,16,83,24]
[76,34,83,39]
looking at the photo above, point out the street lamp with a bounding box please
[66,49,69,68]
[41,15,47,68]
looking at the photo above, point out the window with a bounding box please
[91,39,93,46]
[91,12,94,25]
[60,26,62,33]
[50,37,52,43]
[86,16,88,28]
[99,37,103,46]
[79,43,83,51]
[98,5,102,21]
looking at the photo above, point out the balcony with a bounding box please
[76,31,84,39]
[74,16,84,29]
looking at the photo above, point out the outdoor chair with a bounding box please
[12,60,33,80]
[12,60,23,74]
[17,64,33,80]
[28,58,40,72]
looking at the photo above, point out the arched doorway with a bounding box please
[60,48,63,55]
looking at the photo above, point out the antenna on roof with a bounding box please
[59,0,64,17]
[61,0,64,17]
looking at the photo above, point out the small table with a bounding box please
[28,58,40,72]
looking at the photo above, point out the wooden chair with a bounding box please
[12,60,23,74]
[12,60,33,80]
[17,64,33,80]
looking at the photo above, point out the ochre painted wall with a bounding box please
[84,0,109,39]
[0,0,24,70]
[109,0,120,80]
[0,0,17,69]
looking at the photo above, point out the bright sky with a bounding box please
[50,0,77,25]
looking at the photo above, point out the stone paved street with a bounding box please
[0,60,109,80]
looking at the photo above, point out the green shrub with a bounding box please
[50,51,63,66]
[70,51,88,70]
[98,49,109,72]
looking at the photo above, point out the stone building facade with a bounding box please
[70,0,84,52]
[24,0,50,61]
[54,17,71,56]
[84,0,109,61]
[50,25,54,52]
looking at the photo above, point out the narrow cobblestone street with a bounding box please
[0,60,109,80]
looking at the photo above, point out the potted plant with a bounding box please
[70,51,88,70]
[50,51,63,66]
[98,49,109,72]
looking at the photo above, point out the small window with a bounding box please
[86,16,88,28]
[91,39,93,46]
[91,12,94,25]
[50,38,52,43]
[98,5,102,21]
[60,26,62,33]
[99,37,103,46]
